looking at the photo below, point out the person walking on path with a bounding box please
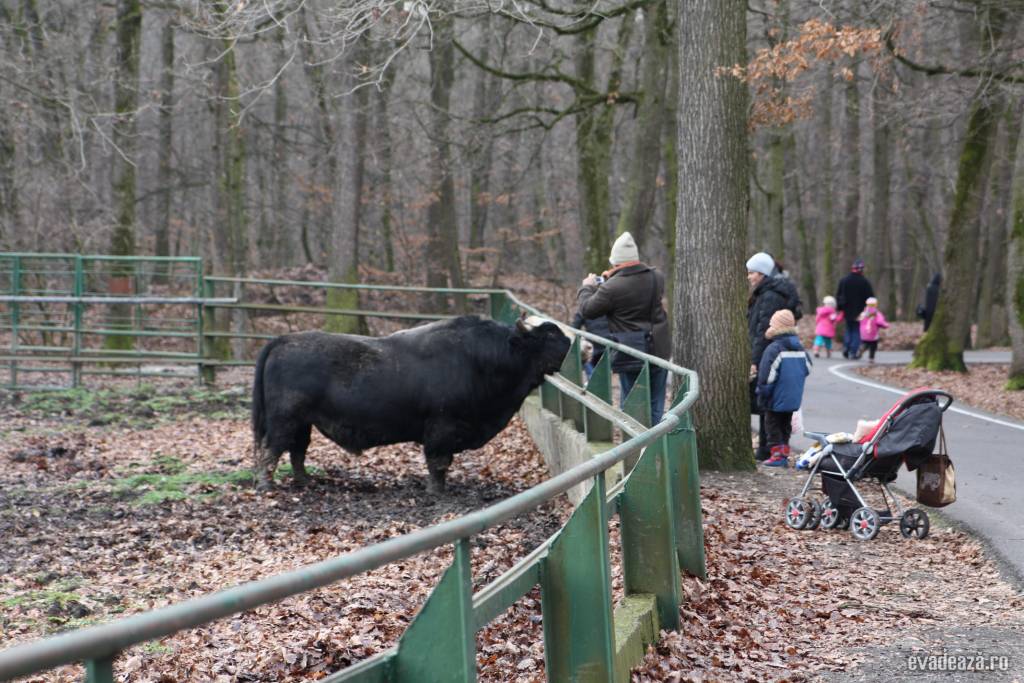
[756,309,812,467]
[917,272,942,332]
[836,258,875,359]
[746,251,803,461]
[813,295,843,358]
[577,232,671,423]
[858,296,890,363]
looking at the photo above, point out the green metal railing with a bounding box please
[0,254,705,682]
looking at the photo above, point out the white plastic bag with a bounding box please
[791,408,804,435]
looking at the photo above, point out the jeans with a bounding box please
[618,365,668,424]
[844,323,862,358]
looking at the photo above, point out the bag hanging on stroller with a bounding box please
[916,428,956,507]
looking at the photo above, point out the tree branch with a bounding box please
[884,28,1024,84]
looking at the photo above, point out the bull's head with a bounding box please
[513,314,571,377]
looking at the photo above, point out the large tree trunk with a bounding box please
[468,13,496,265]
[154,20,175,279]
[271,27,291,268]
[106,0,141,350]
[977,103,1020,346]
[820,71,836,291]
[912,96,999,371]
[765,129,785,259]
[426,15,465,310]
[789,135,817,308]
[376,85,395,273]
[327,45,370,335]
[615,0,670,253]
[663,9,680,304]
[1007,103,1024,389]
[842,71,861,266]
[870,93,891,308]
[676,0,752,470]
[576,17,632,274]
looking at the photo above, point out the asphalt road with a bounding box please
[755,350,1024,586]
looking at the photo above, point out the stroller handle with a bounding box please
[898,388,954,413]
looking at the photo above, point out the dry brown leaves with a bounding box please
[632,471,1024,681]
[0,403,568,682]
[857,363,1024,422]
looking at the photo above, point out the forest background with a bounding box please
[2,0,1024,468]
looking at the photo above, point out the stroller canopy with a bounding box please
[863,388,952,468]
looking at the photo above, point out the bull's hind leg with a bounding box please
[254,442,284,492]
[289,428,313,486]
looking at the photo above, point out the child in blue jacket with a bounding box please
[757,309,812,467]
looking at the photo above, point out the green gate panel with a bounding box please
[667,385,706,579]
[394,539,476,682]
[540,477,614,682]
[584,353,613,443]
[619,438,681,631]
[559,337,584,431]
[621,363,651,474]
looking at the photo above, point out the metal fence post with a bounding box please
[85,655,114,683]
[620,436,681,631]
[10,255,20,388]
[200,277,218,385]
[540,476,615,682]
[393,539,476,682]
[71,255,83,388]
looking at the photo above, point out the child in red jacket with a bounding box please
[858,297,889,363]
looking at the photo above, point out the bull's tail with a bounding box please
[252,336,286,454]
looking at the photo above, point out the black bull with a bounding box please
[251,315,571,492]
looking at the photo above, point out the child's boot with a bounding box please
[764,445,788,467]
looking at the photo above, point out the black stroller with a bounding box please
[783,388,954,541]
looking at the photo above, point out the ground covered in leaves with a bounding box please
[635,470,1024,682]
[0,382,568,682]
[3,382,1024,682]
[856,363,1024,423]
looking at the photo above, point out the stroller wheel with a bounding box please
[900,508,930,540]
[850,507,881,541]
[784,497,812,530]
[819,501,842,529]
[805,500,823,530]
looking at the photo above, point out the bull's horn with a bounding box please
[515,318,530,333]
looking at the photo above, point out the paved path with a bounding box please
[771,350,1024,585]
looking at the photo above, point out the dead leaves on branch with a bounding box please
[719,19,887,128]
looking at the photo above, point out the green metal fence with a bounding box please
[0,253,705,682]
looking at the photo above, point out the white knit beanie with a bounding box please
[746,252,775,276]
[609,232,640,265]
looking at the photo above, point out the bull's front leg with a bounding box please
[424,450,453,495]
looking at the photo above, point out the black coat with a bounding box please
[836,272,875,322]
[570,311,611,362]
[747,275,803,367]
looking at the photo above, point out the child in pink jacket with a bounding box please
[858,297,889,362]
[813,295,843,358]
